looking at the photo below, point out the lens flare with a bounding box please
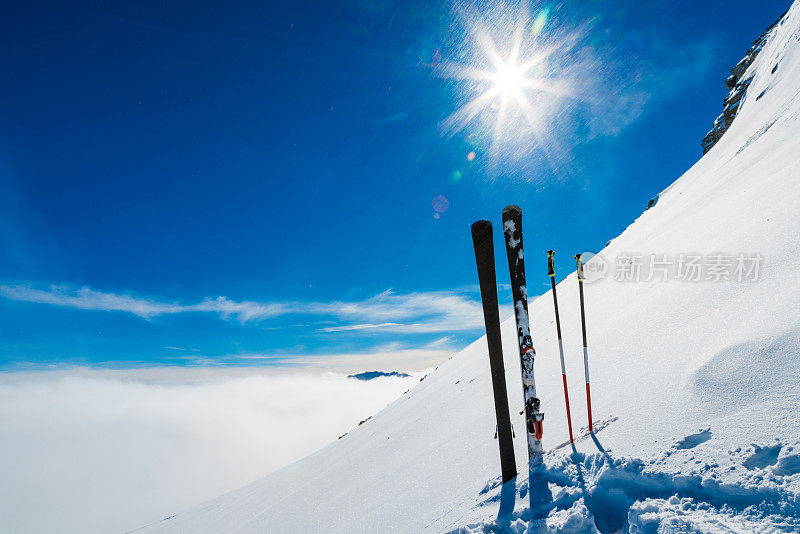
[432,195,450,214]
[531,7,549,36]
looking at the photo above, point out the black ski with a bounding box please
[471,219,517,483]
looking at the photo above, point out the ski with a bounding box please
[547,250,575,444]
[501,206,544,464]
[575,253,594,432]
[471,219,517,483]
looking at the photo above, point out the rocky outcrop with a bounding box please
[347,370,411,380]
[702,12,787,154]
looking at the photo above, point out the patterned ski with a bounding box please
[502,205,544,464]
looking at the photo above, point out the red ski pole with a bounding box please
[575,253,593,433]
[547,250,574,443]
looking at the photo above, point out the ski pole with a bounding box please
[471,220,517,483]
[547,250,574,443]
[574,253,593,433]
[502,205,544,464]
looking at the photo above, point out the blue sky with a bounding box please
[0,0,789,370]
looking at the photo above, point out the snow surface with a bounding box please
[140,4,800,532]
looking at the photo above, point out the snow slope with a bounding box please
[141,4,800,532]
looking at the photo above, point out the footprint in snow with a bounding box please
[743,444,782,470]
[674,428,712,450]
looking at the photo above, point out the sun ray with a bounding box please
[517,45,557,74]
[510,87,570,174]
[485,90,509,174]
[518,77,574,97]
[493,91,510,145]
[440,85,502,137]
[435,61,496,83]
[509,16,525,67]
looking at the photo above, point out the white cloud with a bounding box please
[164,342,455,372]
[0,283,487,334]
[191,296,289,321]
[310,289,486,333]
[0,284,186,319]
[318,322,404,332]
[0,367,424,534]
[301,349,450,370]
[0,284,290,322]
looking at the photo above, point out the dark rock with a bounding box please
[702,12,786,154]
[347,371,411,380]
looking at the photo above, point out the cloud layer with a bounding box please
[0,283,486,334]
[0,367,420,534]
[164,343,456,372]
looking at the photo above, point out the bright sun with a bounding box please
[492,62,527,96]
[436,7,574,159]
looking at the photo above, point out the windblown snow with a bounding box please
[141,4,800,532]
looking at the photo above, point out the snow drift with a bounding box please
[142,3,800,532]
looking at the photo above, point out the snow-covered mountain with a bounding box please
[141,3,800,532]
